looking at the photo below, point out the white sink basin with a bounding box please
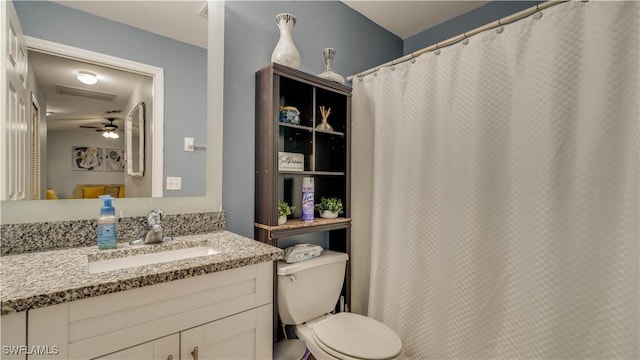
[88,246,221,274]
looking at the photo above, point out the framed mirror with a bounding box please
[1,0,224,223]
[126,102,145,177]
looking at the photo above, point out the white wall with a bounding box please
[46,129,125,199]
[123,76,153,198]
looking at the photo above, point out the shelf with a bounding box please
[256,63,352,343]
[278,123,345,137]
[315,129,345,137]
[255,217,351,238]
[279,123,313,132]
[279,170,345,176]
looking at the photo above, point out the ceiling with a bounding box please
[37,1,485,129]
[31,51,149,132]
[54,0,209,49]
[54,1,489,47]
[342,1,488,39]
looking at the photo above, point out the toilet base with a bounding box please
[294,314,403,360]
[295,315,342,360]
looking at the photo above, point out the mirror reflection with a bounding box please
[6,0,208,201]
[127,102,145,178]
[31,51,154,199]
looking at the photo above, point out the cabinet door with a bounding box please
[180,304,272,360]
[94,334,178,360]
[1,312,26,360]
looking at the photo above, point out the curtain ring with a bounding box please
[533,4,543,20]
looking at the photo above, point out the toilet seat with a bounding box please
[310,313,402,360]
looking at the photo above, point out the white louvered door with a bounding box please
[1,0,30,200]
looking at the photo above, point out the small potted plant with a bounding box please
[315,197,343,219]
[277,200,295,225]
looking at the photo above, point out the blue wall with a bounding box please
[404,1,543,54]
[222,1,403,238]
[221,1,543,239]
[14,1,207,197]
[16,0,543,238]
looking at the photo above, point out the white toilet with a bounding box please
[277,250,403,360]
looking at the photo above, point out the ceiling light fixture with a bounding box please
[102,131,119,139]
[77,71,98,85]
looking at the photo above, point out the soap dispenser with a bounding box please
[97,195,118,249]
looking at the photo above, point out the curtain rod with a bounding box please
[348,0,570,81]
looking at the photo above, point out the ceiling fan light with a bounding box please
[77,71,98,85]
[102,131,119,139]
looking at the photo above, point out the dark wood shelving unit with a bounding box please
[254,63,352,341]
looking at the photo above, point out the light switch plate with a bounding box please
[166,176,181,190]
[184,137,195,152]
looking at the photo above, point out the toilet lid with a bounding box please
[312,313,402,360]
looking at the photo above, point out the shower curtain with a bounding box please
[351,1,638,359]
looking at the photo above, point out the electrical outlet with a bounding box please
[166,176,182,190]
[184,137,195,152]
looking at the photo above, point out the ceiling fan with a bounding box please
[79,117,121,133]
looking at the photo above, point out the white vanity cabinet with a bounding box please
[94,304,271,360]
[19,261,273,360]
[95,334,178,360]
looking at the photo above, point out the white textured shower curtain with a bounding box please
[351,2,638,359]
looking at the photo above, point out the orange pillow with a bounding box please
[45,189,58,200]
[83,186,105,199]
[103,186,120,198]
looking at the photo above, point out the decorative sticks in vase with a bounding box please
[316,106,333,131]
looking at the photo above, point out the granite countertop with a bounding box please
[0,231,283,315]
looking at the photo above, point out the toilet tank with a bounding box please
[277,250,349,325]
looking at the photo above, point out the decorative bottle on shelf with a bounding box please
[271,13,301,69]
[317,48,345,85]
[316,106,333,131]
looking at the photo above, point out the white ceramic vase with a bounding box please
[317,48,345,85]
[271,13,301,69]
[320,210,339,219]
[278,215,287,225]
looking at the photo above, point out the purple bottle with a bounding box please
[302,177,314,221]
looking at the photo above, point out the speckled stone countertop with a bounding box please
[1,231,283,315]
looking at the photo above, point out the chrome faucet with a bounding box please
[144,209,164,243]
[130,209,172,245]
